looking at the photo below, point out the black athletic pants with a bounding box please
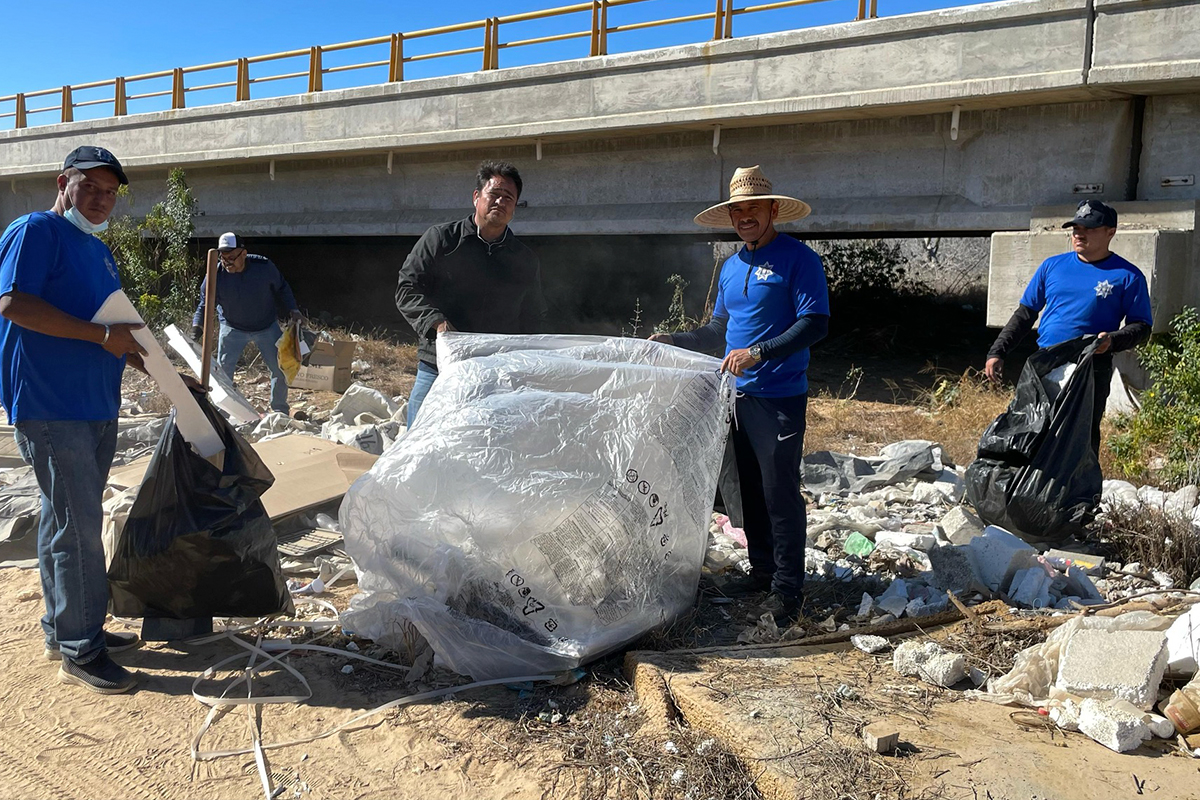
[730,392,809,599]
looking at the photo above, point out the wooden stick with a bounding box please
[199,249,218,390]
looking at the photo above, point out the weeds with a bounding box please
[1089,501,1200,588]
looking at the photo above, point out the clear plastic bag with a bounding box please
[341,333,734,679]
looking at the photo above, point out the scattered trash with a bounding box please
[893,640,968,687]
[340,664,354,675]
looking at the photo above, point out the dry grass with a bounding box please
[518,678,765,800]
[807,368,1011,467]
[1089,502,1200,587]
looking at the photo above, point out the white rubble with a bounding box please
[893,640,968,687]
[1078,698,1152,752]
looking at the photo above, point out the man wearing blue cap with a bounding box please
[986,200,1153,455]
[0,146,147,694]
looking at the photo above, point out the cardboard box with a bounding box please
[290,340,354,393]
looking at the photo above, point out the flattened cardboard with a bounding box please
[290,340,354,393]
[108,434,377,520]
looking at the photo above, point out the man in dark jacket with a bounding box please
[396,160,546,426]
[192,233,302,415]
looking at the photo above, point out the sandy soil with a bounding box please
[0,568,571,800]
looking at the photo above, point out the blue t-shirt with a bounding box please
[0,212,125,423]
[712,235,829,396]
[192,254,299,332]
[1020,251,1153,349]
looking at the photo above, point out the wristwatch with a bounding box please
[748,344,763,362]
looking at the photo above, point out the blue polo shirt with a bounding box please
[1020,251,1153,349]
[712,235,829,397]
[0,212,125,422]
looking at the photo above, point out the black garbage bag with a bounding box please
[108,391,293,618]
[965,337,1103,545]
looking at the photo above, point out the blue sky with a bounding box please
[1,0,981,125]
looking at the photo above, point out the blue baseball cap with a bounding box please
[1062,200,1117,229]
[63,146,128,185]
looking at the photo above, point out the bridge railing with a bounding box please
[0,0,879,131]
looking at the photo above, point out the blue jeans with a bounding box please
[15,420,118,663]
[406,362,439,427]
[218,321,289,413]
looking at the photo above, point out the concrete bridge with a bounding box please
[1,0,1197,327]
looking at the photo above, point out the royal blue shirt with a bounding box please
[0,212,125,422]
[712,235,829,397]
[1020,251,1153,349]
[192,254,298,332]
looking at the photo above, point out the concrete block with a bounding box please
[1056,629,1169,710]
[928,544,986,596]
[1008,566,1054,609]
[967,526,1037,593]
[862,722,899,754]
[876,579,909,617]
[893,640,968,687]
[875,530,936,552]
[1078,698,1152,753]
[936,506,985,545]
[1165,604,1200,675]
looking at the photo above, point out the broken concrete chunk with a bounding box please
[851,634,890,654]
[927,544,985,596]
[1078,698,1152,752]
[1049,698,1083,731]
[862,722,900,754]
[936,506,985,546]
[893,640,968,687]
[967,526,1037,593]
[1056,628,1169,710]
[1008,566,1054,609]
[876,579,909,617]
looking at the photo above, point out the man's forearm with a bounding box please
[1108,320,1151,353]
[0,291,106,344]
[987,304,1037,359]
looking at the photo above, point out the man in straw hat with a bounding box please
[651,166,829,625]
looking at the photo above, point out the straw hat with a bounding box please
[694,165,811,228]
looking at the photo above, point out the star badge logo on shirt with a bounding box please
[104,256,118,280]
[754,264,774,281]
[1094,279,1114,299]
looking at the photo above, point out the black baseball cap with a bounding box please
[1062,199,1117,229]
[62,146,128,185]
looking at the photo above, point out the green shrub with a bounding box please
[815,239,929,308]
[653,274,701,334]
[99,169,202,329]
[1109,307,1200,486]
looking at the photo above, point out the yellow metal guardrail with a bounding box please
[0,0,879,129]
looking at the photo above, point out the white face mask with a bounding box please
[63,205,108,235]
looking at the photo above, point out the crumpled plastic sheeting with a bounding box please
[341,333,734,680]
[802,440,945,495]
[966,611,1173,708]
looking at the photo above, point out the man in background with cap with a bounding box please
[986,200,1152,456]
[651,165,829,626]
[192,233,302,415]
[396,160,546,427]
[0,146,148,694]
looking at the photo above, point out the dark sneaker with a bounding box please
[45,630,141,662]
[58,651,137,695]
[715,571,774,598]
[745,591,804,627]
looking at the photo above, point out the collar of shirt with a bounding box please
[460,215,511,254]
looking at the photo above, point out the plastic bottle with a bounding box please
[1164,675,1200,735]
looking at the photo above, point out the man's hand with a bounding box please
[721,348,757,377]
[1095,331,1112,354]
[192,325,204,342]
[984,356,1004,383]
[436,321,456,334]
[290,309,306,325]
[103,323,147,359]
[648,333,674,345]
